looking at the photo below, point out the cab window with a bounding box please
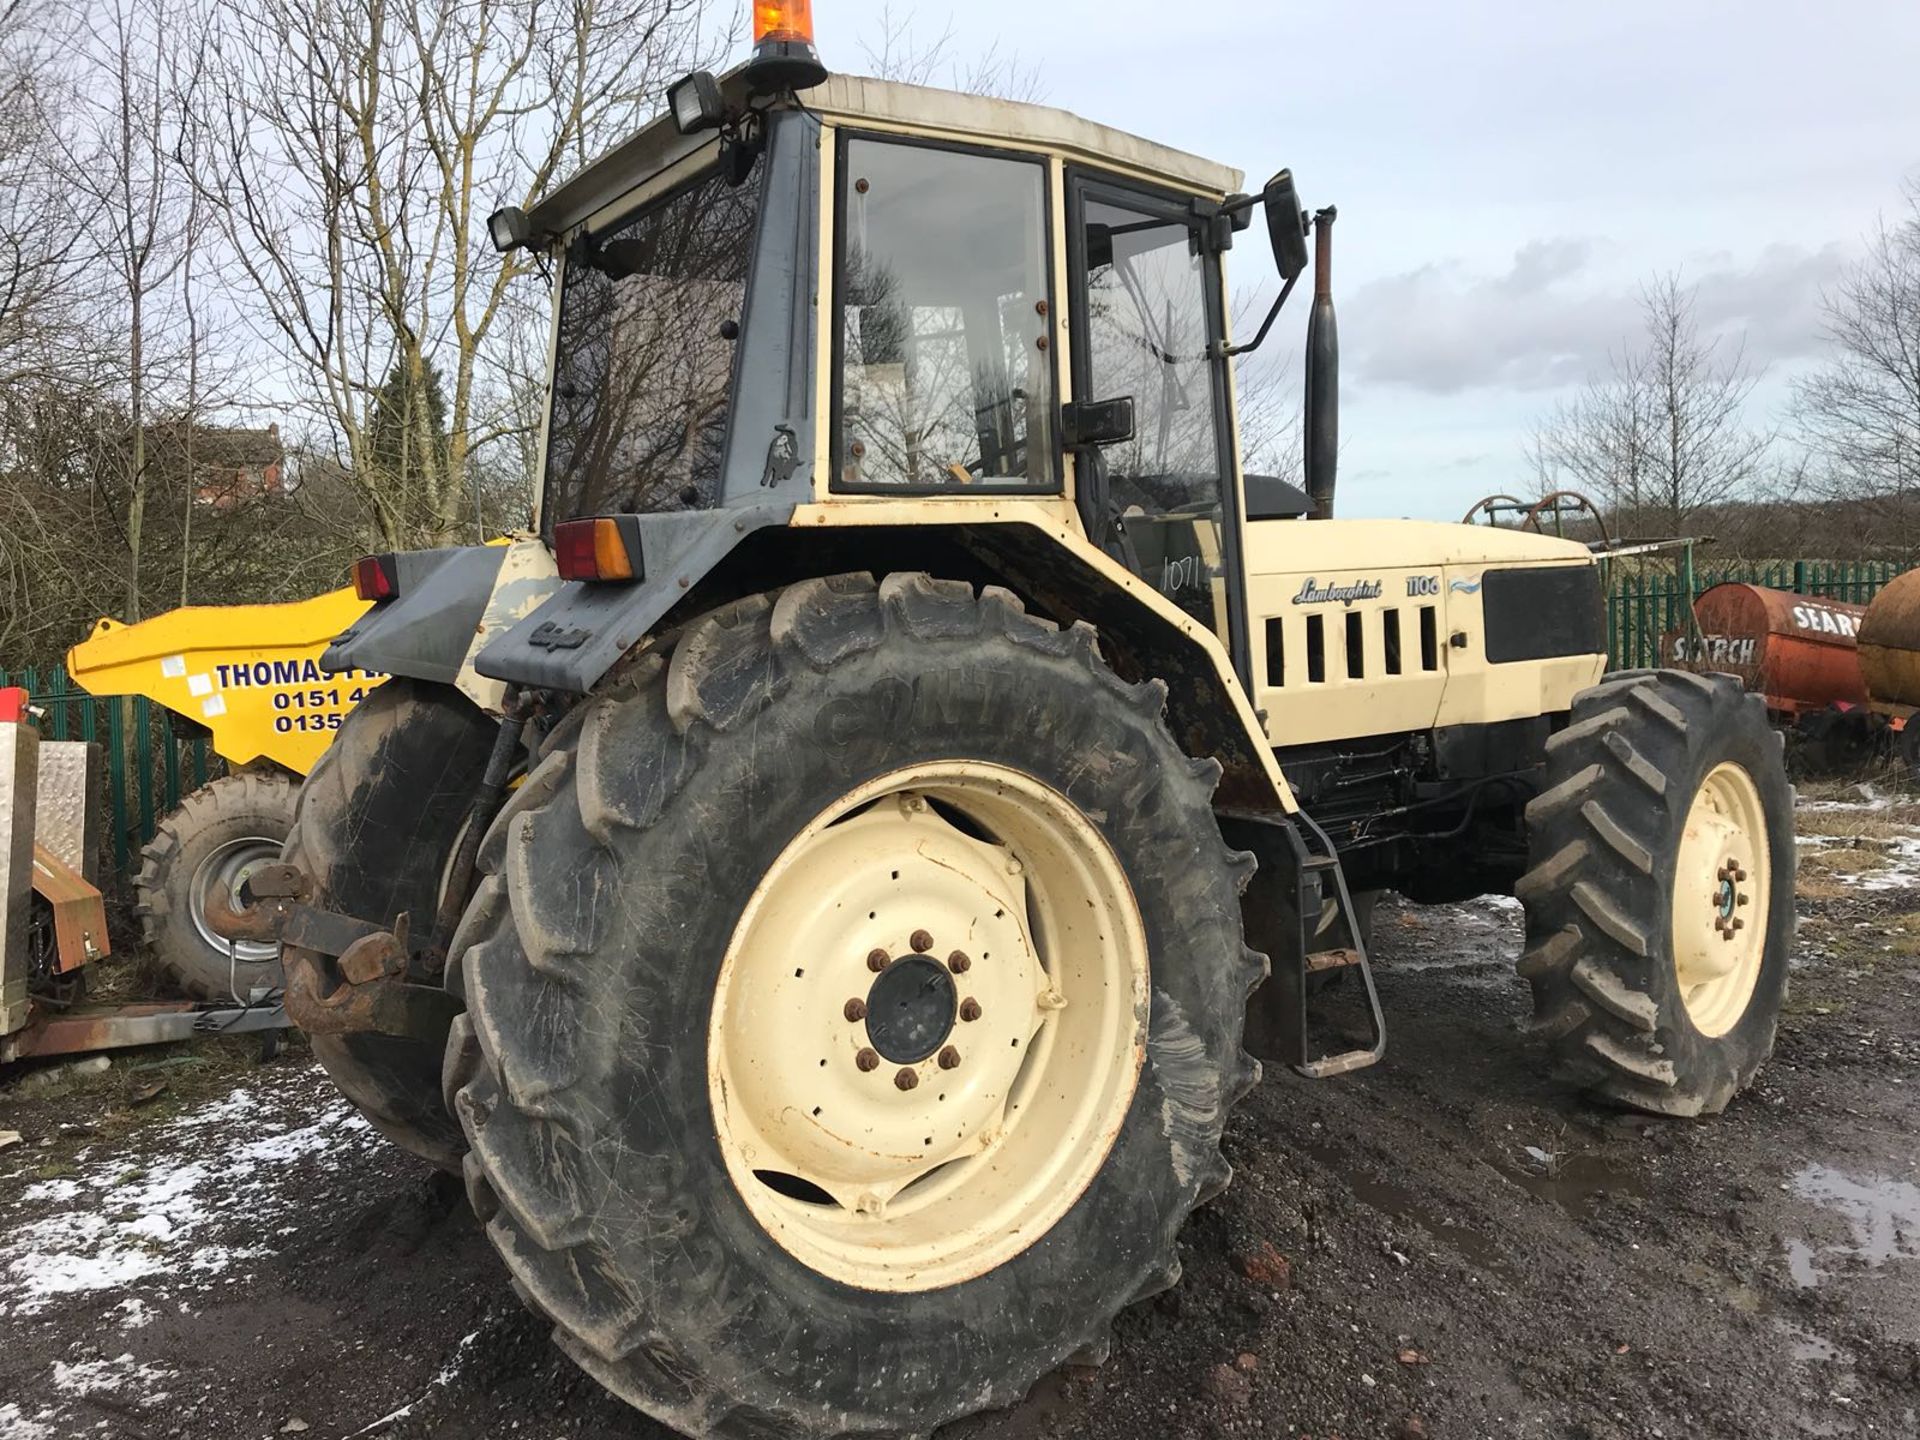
[1073,188,1230,631]
[834,137,1057,491]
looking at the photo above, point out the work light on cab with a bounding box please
[744,0,826,93]
[486,205,530,254]
[552,517,644,583]
[668,71,727,135]
[351,554,398,602]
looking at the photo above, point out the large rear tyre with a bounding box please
[444,574,1264,1439]
[135,771,299,1001]
[285,678,495,1171]
[1517,669,1795,1116]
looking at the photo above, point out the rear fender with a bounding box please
[472,505,795,690]
[326,540,561,713]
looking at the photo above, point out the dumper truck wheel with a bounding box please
[135,770,299,1002]
[1517,669,1795,1116]
[285,678,496,1172]
[442,574,1264,1439]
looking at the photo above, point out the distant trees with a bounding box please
[1530,273,1772,539]
[202,0,729,549]
[1794,178,1920,558]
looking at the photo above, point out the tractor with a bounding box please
[219,10,1796,1436]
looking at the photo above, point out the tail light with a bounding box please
[353,554,399,601]
[553,517,644,583]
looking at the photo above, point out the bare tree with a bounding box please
[204,0,729,550]
[858,6,1045,102]
[0,0,94,391]
[46,0,220,620]
[1531,273,1771,536]
[1793,176,1920,557]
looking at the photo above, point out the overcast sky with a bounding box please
[810,1,1920,519]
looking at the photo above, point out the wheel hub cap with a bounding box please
[708,762,1149,1292]
[864,954,957,1064]
[1670,762,1770,1037]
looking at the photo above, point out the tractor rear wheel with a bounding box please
[135,770,299,1002]
[285,678,496,1171]
[1517,669,1795,1115]
[443,574,1264,1438]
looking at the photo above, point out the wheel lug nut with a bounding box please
[911,929,934,954]
[844,998,868,1022]
[856,1048,880,1072]
[959,998,982,1022]
[948,950,971,974]
[938,1046,961,1070]
[867,948,891,973]
[894,1068,919,1091]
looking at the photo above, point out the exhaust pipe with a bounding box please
[1302,207,1339,520]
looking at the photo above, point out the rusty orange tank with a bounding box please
[1669,583,1867,716]
[1858,567,1920,714]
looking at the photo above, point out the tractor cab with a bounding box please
[462,50,1328,694]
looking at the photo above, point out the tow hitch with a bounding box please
[204,865,459,1043]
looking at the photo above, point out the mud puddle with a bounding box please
[1785,1162,1920,1292]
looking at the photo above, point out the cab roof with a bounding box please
[524,70,1245,241]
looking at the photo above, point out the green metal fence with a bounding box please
[0,664,214,886]
[1603,559,1906,672]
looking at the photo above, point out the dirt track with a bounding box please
[2,785,1917,1440]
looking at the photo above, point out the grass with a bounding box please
[1796,805,1920,842]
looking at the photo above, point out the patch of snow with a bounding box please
[6,1213,166,1302]
[0,1068,382,1320]
[51,1353,173,1398]
[114,1297,155,1329]
[1834,834,1920,893]
[0,1402,60,1440]
[1800,782,1895,813]
[18,1179,81,1204]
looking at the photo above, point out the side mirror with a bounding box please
[1061,397,1135,448]
[1263,170,1310,282]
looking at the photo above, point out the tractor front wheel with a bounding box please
[1517,669,1795,1115]
[444,574,1264,1438]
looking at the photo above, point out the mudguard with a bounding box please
[474,504,794,692]
[324,546,506,686]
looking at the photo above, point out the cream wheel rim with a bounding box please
[1670,761,1770,1037]
[707,761,1149,1292]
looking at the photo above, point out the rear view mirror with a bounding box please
[1263,171,1309,282]
[1061,397,1135,448]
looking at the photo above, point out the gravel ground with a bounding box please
[2,787,1917,1440]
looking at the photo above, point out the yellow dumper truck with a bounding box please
[66,588,386,999]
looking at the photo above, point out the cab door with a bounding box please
[1065,173,1249,681]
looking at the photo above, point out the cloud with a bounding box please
[1343,238,1848,396]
